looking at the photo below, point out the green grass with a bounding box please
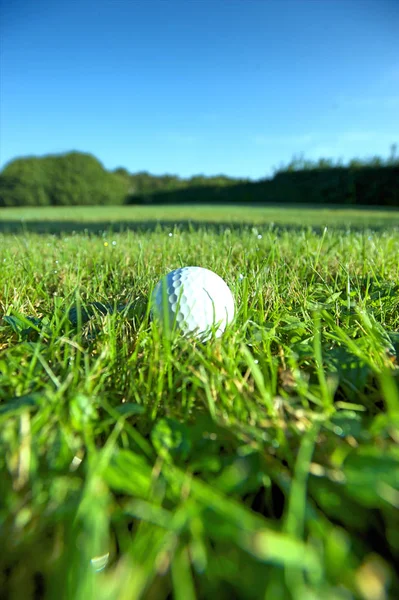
[2,203,399,231]
[1,206,399,599]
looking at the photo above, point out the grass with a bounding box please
[2,203,399,231]
[1,205,399,599]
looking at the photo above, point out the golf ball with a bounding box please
[151,266,235,339]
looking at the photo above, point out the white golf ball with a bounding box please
[151,266,235,339]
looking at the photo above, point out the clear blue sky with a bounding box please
[1,0,398,179]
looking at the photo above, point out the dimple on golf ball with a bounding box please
[151,266,235,339]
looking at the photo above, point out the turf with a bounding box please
[1,206,399,599]
[2,203,399,231]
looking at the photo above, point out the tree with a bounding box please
[0,157,51,206]
[0,152,129,206]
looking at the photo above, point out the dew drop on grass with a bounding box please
[70,456,82,470]
[90,553,109,572]
[333,425,344,436]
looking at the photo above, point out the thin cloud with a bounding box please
[337,131,379,144]
[252,133,316,146]
[335,95,399,109]
[336,131,399,144]
[199,112,220,123]
[256,131,398,166]
[307,132,398,160]
[382,65,399,84]
[163,132,198,145]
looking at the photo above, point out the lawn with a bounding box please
[2,203,399,232]
[1,205,399,599]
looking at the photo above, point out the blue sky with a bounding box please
[1,0,398,179]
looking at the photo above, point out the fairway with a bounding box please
[1,205,399,599]
[2,203,399,233]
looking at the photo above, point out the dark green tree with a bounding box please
[0,157,50,206]
[0,152,129,206]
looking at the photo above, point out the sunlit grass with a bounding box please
[1,211,399,599]
[2,203,399,229]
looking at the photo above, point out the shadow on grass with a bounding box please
[0,218,396,236]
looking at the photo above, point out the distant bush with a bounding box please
[0,152,129,206]
[126,166,399,207]
[1,148,398,207]
[271,165,399,207]
[0,157,50,206]
[272,146,399,174]
[123,170,246,198]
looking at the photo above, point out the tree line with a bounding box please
[0,148,398,207]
